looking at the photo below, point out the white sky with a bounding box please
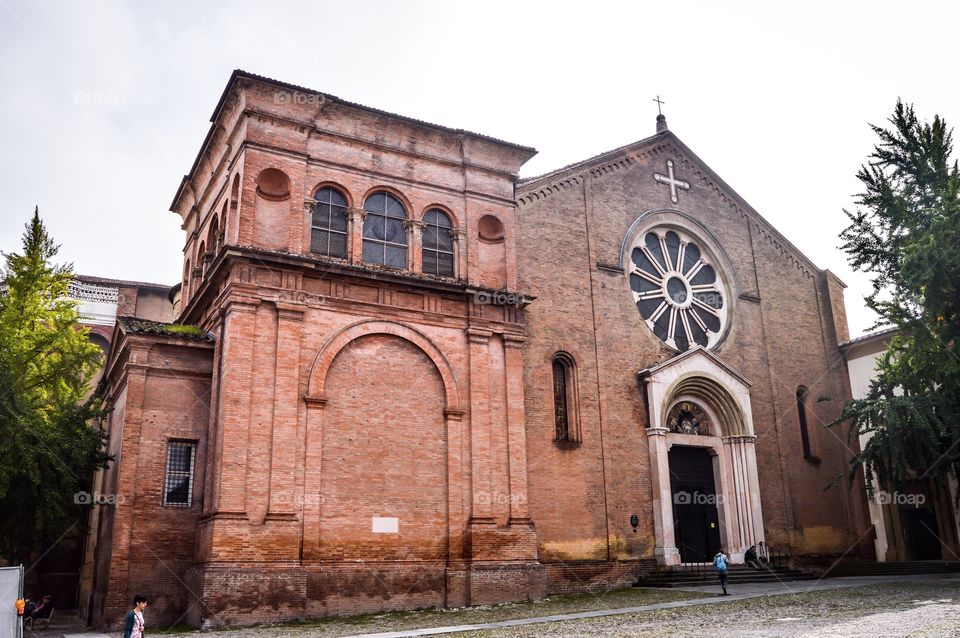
[2,0,958,338]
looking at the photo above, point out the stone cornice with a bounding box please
[240,140,521,209]
[244,106,525,180]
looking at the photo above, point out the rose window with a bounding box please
[629,229,727,351]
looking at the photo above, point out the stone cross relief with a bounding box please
[653,159,690,205]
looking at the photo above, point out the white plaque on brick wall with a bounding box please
[371,517,399,534]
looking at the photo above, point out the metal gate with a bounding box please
[0,565,23,638]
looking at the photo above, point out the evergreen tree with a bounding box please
[832,101,960,493]
[0,208,111,562]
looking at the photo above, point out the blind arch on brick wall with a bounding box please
[305,319,462,413]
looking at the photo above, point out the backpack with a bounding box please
[713,553,728,571]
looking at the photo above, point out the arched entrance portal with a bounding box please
[639,347,764,565]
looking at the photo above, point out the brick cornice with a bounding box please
[502,332,527,348]
[242,140,521,209]
[243,106,524,180]
[275,302,306,320]
[303,393,327,406]
[466,327,492,344]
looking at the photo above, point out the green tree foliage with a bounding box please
[833,101,960,491]
[0,208,111,561]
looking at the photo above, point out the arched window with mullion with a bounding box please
[422,209,454,276]
[797,386,818,461]
[311,187,348,258]
[552,352,581,448]
[363,192,408,268]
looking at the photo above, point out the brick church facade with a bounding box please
[84,70,872,628]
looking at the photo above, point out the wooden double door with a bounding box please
[669,445,722,563]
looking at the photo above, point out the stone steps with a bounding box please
[821,560,960,578]
[634,565,814,588]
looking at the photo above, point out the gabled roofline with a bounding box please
[171,69,537,212]
[75,273,172,292]
[839,325,898,351]
[517,129,826,278]
[101,317,215,397]
[638,345,753,389]
[518,130,667,189]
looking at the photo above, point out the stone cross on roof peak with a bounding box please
[653,96,668,133]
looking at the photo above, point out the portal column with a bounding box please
[722,434,764,558]
[647,426,679,565]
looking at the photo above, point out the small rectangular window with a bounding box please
[163,440,197,507]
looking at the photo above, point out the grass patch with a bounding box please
[162,323,208,338]
[166,587,708,636]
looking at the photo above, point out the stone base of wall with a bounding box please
[545,559,657,595]
[181,560,549,628]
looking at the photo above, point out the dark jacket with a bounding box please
[122,610,136,638]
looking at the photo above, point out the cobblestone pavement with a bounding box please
[79,574,960,638]
[458,575,960,638]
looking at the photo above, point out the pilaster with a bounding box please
[467,327,494,523]
[405,219,425,273]
[452,228,467,280]
[211,299,257,516]
[347,207,366,265]
[267,303,304,520]
[503,333,531,522]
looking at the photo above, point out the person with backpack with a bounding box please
[713,549,730,595]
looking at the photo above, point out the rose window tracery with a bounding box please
[629,228,728,350]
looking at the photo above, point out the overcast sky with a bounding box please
[2,0,958,338]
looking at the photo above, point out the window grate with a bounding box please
[163,441,196,507]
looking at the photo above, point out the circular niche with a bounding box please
[477,214,505,241]
[255,168,291,201]
[628,227,728,351]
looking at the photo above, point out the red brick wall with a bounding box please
[319,334,448,562]
[96,336,213,629]
[515,136,870,573]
